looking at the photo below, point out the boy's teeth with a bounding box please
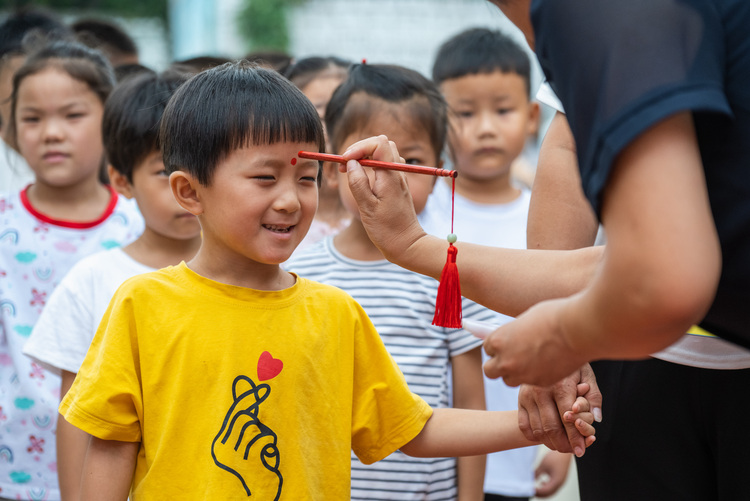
[264,224,291,233]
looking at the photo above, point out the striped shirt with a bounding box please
[285,237,493,500]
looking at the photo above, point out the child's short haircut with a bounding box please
[160,61,325,186]
[432,28,532,97]
[284,56,350,91]
[170,55,234,75]
[325,63,447,159]
[0,8,70,61]
[72,18,138,64]
[103,69,189,181]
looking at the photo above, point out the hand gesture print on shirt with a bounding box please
[212,352,283,499]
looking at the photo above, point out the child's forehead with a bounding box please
[348,93,427,128]
[441,70,529,100]
[224,140,320,165]
[444,69,526,87]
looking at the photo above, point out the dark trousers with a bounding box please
[577,358,750,501]
[485,494,529,501]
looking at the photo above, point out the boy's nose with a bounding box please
[272,185,302,213]
[477,111,499,136]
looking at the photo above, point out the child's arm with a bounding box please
[400,394,595,459]
[80,437,138,501]
[451,348,486,501]
[400,408,534,458]
[57,370,90,501]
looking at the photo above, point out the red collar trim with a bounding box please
[20,185,119,229]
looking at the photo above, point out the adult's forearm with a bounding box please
[558,112,721,360]
[394,235,601,318]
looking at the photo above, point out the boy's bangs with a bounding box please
[161,62,325,185]
[225,95,324,153]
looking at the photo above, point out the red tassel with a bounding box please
[432,243,462,328]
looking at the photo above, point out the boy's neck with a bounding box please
[450,173,522,205]
[333,219,386,261]
[123,228,202,270]
[26,178,111,222]
[186,247,296,291]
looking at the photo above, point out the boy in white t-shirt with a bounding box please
[419,28,572,500]
[23,69,201,501]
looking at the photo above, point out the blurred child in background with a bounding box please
[0,37,143,500]
[0,9,71,193]
[23,69,199,500]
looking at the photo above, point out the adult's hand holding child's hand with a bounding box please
[518,364,602,456]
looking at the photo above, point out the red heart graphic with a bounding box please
[257,351,283,381]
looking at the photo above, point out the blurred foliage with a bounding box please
[3,0,168,19]
[237,0,305,52]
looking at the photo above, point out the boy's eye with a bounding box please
[21,116,39,124]
[404,158,423,166]
[300,176,317,182]
[253,175,276,181]
[158,169,169,177]
[67,112,85,119]
[457,111,473,118]
[497,108,512,115]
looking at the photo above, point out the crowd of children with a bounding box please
[0,7,598,501]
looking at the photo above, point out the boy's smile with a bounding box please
[174,141,320,288]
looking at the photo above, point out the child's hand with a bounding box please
[561,383,597,454]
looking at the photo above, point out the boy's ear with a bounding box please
[170,170,203,216]
[108,165,134,199]
[527,101,541,137]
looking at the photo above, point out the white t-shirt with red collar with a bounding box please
[0,186,143,500]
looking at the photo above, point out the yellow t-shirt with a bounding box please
[60,263,432,500]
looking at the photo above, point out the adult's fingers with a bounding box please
[518,384,575,453]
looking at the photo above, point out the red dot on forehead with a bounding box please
[290,158,297,165]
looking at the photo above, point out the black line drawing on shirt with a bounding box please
[212,375,282,499]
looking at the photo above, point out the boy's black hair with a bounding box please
[170,55,234,75]
[325,63,447,159]
[114,62,155,82]
[160,61,325,186]
[244,50,293,75]
[0,8,71,60]
[432,28,532,97]
[71,18,138,64]
[103,69,189,182]
[7,37,115,151]
[284,56,351,91]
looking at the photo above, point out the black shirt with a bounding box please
[532,0,750,345]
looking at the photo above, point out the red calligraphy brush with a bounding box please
[297,151,457,178]
[296,150,462,328]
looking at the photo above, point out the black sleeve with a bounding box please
[531,0,731,215]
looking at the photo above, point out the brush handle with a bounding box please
[298,151,457,178]
[462,319,501,340]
